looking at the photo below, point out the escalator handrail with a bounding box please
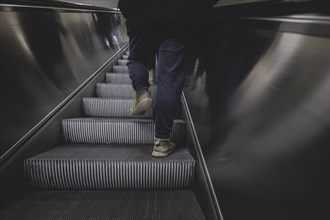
[0,0,120,13]
[209,0,329,17]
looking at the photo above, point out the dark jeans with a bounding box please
[128,24,192,139]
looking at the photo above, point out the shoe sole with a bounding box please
[130,98,153,116]
[152,148,176,158]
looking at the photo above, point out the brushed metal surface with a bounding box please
[0,7,128,155]
[184,15,329,220]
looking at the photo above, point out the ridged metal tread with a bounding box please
[118,59,129,65]
[97,83,156,98]
[62,118,186,146]
[112,65,128,73]
[83,97,152,118]
[105,73,131,84]
[24,144,195,190]
[1,190,205,220]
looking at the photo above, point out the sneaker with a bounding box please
[130,90,152,116]
[152,138,176,157]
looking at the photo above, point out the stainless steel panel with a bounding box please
[184,16,329,219]
[0,7,128,155]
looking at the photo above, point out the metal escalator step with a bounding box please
[118,59,128,65]
[122,54,129,59]
[62,118,186,145]
[83,98,152,118]
[105,73,131,84]
[97,84,156,98]
[1,190,205,220]
[24,144,195,190]
[112,65,128,73]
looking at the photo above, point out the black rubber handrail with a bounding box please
[209,0,329,17]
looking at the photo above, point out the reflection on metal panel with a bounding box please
[0,8,128,155]
[215,0,270,7]
[184,16,329,219]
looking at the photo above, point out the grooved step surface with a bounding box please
[12,49,206,219]
[97,83,156,98]
[62,118,186,146]
[106,73,131,84]
[83,98,153,118]
[112,65,128,73]
[24,145,195,189]
[1,190,205,220]
[118,59,129,65]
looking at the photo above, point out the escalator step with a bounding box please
[96,83,156,98]
[62,118,186,146]
[7,48,206,219]
[1,190,205,220]
[112,65,128,73]
[83,97,152,118]
[24,144,194,189]
[118,59,129,65]
[106,73,131,84]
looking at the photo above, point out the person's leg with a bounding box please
[127,28,155,92]
[152,27,191,157]
[127,27,156,115]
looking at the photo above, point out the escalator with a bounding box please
[6,0,328,219]
[1,49,219,219]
